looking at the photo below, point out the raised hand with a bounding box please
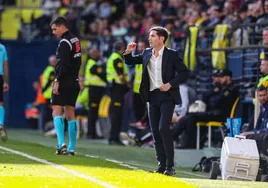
[125,42,137,54]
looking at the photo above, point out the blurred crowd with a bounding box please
[0,0,266,58]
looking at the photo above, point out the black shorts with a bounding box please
[0,76,3,102]
[51,80,80,107]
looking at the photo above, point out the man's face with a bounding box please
[265,1,268,13]
[263,30,268,45]
[223,75,231,84]
[212,76,221,84]
[257,90,268,105]
[148,30,164,48]
[218,76,225,85]
[89,48,99,60]
[218,76,231,85]
[260,60,268,74]
[51,24,63,38]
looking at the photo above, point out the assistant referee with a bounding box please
[50,16,81,156]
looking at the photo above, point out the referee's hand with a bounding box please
[53,81,60,95]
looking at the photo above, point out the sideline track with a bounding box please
[85,154,207,178]
[0,145,117,188]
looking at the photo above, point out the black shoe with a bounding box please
[63,150,75,156]
[0,126,7,142]
[149,167,166,174]
[263,175,268,182]
[108,140,125,146]
[164,167,176,176]
[55,144,67,155]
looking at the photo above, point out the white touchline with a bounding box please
[104,159,139,170]
[178,171,207,178]
[0,146,116,188]
[85,155,207,178]
[86,155,141,171]
[126,162,207,178]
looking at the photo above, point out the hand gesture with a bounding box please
[125,42,137,54]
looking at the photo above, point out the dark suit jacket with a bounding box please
[124,47,189,104]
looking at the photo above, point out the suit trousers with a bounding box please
[148,89,175,168]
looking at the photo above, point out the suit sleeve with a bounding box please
[56,41,71,80]
[123,52,143,65]
[169,51,189,87]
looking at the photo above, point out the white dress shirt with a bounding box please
[147,46,165,91]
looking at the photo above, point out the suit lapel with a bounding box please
[143,49,152,72]
[162,47,169,77]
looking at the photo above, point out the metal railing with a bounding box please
[194,45,268,98]
[180,21,267,99]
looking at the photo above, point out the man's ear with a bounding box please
[160,36,165,42]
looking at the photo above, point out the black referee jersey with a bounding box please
[55,31,81,82]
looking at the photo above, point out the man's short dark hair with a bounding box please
[114,41,125,51]
[263,27,268,32]
[50,16,69,29]
[238,4,248,13]
[149,26,169,43]
[137,39,148,46]
[262,56,268,61]
[257,85,267,92]
[219,69,232,77]
[212,69,221,77]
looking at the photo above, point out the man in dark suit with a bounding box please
[123,26,189,176]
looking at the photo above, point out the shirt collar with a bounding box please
[152,45,165,57]
[61,31,69,39]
